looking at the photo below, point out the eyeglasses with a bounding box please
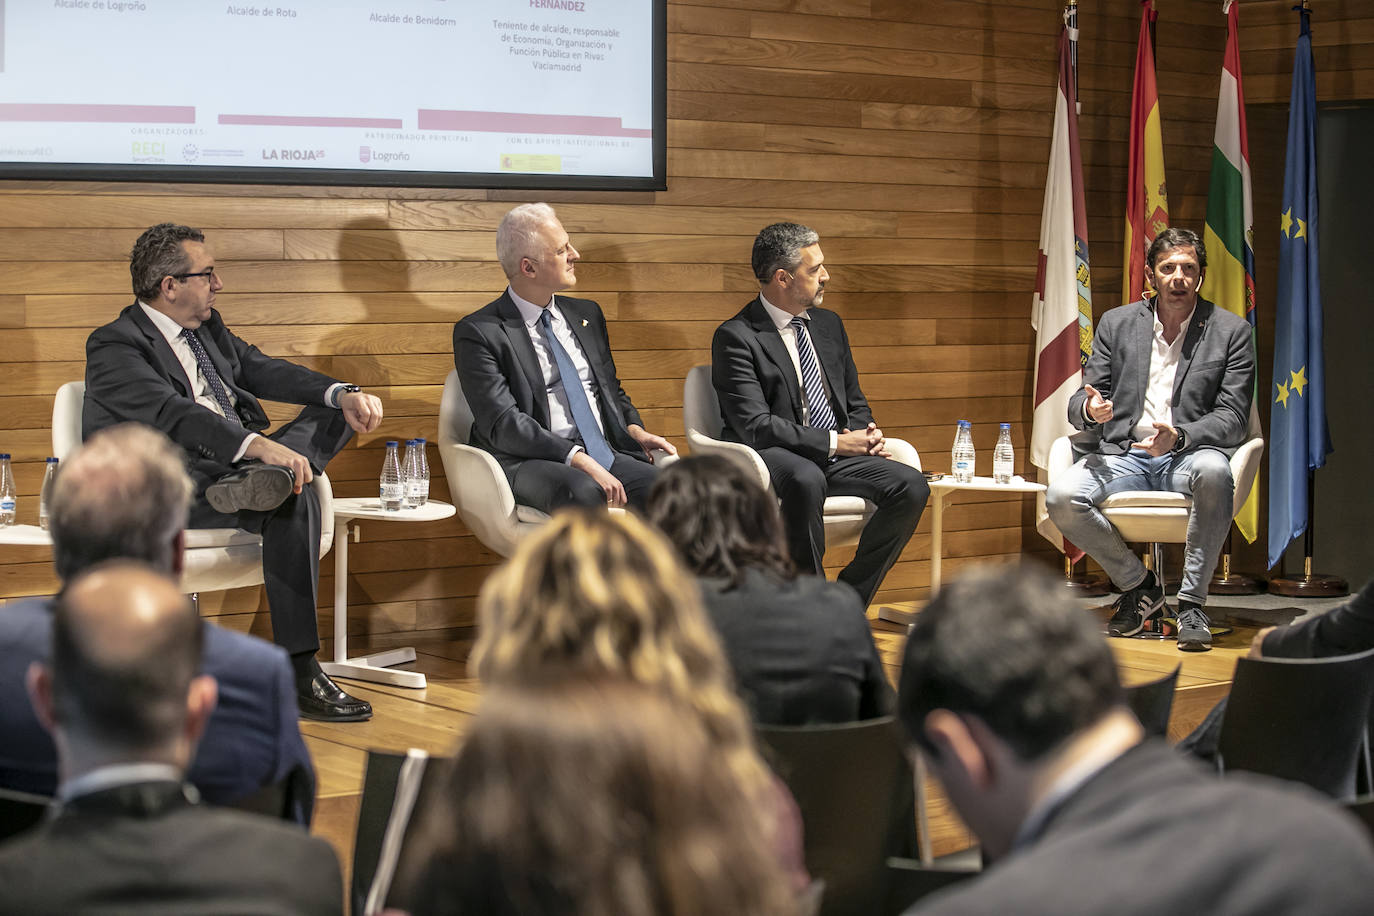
[170,267,216,283]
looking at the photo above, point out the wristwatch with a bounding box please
[332,384,362,408]
[1172,427,1187,452]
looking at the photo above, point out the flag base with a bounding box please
[1061,556,1110,596]
[1209,552,1265,595]
[1268,572,1348,598]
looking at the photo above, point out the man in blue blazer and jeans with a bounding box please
[1047,228,1255,651]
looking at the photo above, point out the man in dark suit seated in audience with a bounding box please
[0,562,342,914]
[454,202,675,512]
[0,424,317,825]
[1179,576,1374,762]
[896,565,1374,915]
[711,222,928,609]
[84,222,383,720]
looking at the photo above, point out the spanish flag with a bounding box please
[1203,0,1259,543]
[1121,0,1169,304]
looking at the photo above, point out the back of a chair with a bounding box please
[352,749,445,916]
[683,364,724,441]
[1343,795,1374,845]
[52,380,85,459]
[225,763,314,826]
[439,369,474,445]
[1123,665,1180,739]
[1218,647,1374,798]
[756,716,918,916]
[882,858,979,916]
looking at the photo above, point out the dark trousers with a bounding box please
[760,448,929,609]
[509,450,659,514]
[189,405,354,657]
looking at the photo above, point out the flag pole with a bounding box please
[1269,472,1348,596]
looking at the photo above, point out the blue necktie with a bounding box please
[180,328,241,427]
[789,317,837,430]
[539,309,615,469]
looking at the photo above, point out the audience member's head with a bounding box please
[49,423,192,583]
[471,509,768,792]
[897,564,1136,860]
[647,455,794,587]
[397,676,795,916]
[26,561,217,781]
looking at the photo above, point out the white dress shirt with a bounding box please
[1132,303,1195,442]
[508,287,607,464]
[760,293,838,456]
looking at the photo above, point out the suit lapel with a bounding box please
[1171,300,1212,400]
[496,292,552,426]
[128,304,194,396]
[1130,300,1154,406]
[746,298,804,420]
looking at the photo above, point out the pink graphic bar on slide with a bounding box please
[0,103,195,123]
[219,114,403,128]
[418,109,651,137]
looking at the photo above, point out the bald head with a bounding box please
[48,561,205,757]
[50,423,192,581]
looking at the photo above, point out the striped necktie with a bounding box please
[789,317,837,430]
[180,328,241,426]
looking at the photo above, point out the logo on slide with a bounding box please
[261,149,325,162]
[183,145,200,163]
[359,147,371,164]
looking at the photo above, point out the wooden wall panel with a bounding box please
[1,1,1368,631]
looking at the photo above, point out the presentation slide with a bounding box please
[0,0,664,188]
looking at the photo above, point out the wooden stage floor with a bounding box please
[302,599,1270,886]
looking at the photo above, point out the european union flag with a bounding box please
[1268,6,1332,569]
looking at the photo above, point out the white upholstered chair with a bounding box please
[1045,411,1264,578]
[52,380,334,600]
[682,364,923,551]
[437,369,676,558]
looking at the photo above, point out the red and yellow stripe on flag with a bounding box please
[1204,0,1259,542]
[1122,0,1169,305]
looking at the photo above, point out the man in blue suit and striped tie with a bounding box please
[711,223,928,608]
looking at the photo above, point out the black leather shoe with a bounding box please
[297,669,372,722]
[206,464,294,514]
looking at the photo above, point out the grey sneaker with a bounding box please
[1107,574,1167,637]
[1176,601,1213,652]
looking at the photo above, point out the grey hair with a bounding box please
[496,203,559,279]
[751,223,820,284]
[130,223,204,301]
[50,424,193,582]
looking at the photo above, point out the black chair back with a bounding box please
[1344,794,1374,845]
[351,749,445,916]
[882,857,979,916]
[1218,647,1374,798]
[755,716,918,916]
[226,763,313,825]
[0,787,52,842]
[1123,665,1180,739]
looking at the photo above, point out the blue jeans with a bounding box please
[1046,449,1234,606]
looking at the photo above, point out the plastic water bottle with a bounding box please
[951,421,975,483]
[403,439,424,508]
[0,454,15,527]
[38,457,59,530]
[994,424,1014,485]
[400,439,417,508]
[380,441,404,511]
[413,438,431,506]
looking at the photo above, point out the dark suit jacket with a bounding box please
[0,780,341,915]
[453,291,648,476]
[711,297,873,464]
[83,303,340,475]
[907,740,1374,915]
[1067,297,1255,456]
[0,598,316,825]
[1263,578,1374,659]
[701,568,893,725]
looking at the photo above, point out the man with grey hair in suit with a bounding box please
[1046,228,1255,651]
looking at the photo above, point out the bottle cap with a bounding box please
[385,440,398,448]
[0,454,9,460]
[958,420,970,428]
[1000,423,1010,430]
[47,456,59,462]
[416,438,426,444]
[405,439,416,446]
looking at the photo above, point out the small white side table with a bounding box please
[0,525,52,547]
[322,497,455,690]
[878,475,1047,626]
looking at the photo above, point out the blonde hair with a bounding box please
[471,508,771,793]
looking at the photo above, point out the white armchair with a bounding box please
[682,365,922,551]
[437,369,676,558]
[1045,410,1264,576]
[52,381,334,599]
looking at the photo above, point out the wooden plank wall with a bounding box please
[0,1,1367,639]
